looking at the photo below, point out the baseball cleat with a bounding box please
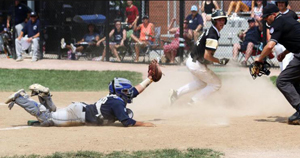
[29,84,49,96]
[70,43,76,53]
[288,111,300,125]
[169,89,178,105]
[5,89,26,104]
[16,57,23,62]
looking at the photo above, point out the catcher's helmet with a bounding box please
[211,10,227,25]
[109,78,134,103]
[275,0,288,7]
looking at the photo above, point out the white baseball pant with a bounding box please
[51,102,86,126]
[176,56,221,102]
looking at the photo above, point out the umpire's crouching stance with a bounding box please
[256,4,300,124]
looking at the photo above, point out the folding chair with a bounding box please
[141,27,163,62]
[239,42,275,66]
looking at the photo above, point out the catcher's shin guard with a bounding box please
[7,90,53,126]
[38,94,57,112]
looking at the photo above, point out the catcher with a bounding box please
[5,60,162,127]
[169,10,229,105]
[254,4,300,125]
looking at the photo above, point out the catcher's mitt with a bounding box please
[148,59,162,82]
[249,61,271,79]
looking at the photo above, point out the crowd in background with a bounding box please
[0,0,298,65]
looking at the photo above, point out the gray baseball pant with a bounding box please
[15,36,40,59]
[276,53,300,110]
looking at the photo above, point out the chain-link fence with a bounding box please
[1,0,300,66]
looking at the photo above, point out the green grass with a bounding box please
[1,148,223,158]
[0,69,142,92]
[270,76,277,86]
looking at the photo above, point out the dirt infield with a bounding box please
[0,59,299,158]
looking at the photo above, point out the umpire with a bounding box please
[256,4,300,125]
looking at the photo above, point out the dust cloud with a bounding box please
[130,66,293,125]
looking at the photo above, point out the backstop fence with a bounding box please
[1,0,300,66]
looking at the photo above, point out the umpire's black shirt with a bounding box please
[270,14,300,53]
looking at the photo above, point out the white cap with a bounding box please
[191,5,197,11]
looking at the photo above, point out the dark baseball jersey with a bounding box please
[22,19,40,37]
[8,3,32,25]
[85,87,139,127]
[282,9,298,20]
[190,25,220,64]
[269,14,300,53]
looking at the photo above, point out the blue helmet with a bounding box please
[109,78,134,103]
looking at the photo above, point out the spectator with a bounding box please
[251,0,263,21]
[61,24,100,60]
[163,19,192,64]
[125,0,139,26]
[125,16,139,44]
[96,20,126,62]
[200,1,220,26]
[227,0,254,17]
[7,0,32,37]
[232,18,262,66]
[186,5,204,42]
[15,12,40,62]
[124,0,139,44]
[276,0,297,20]
[131,15,155,62]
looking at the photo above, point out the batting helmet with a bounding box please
[109,78,134,103]
[211,10,227,25]
[275,0,289,7]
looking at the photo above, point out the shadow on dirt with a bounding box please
[255,116,288,124]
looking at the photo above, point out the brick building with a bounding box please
[148,1,300,37]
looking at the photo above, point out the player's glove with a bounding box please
[148,59,162,82]
[219,58,230,65]
[249,61,271,79]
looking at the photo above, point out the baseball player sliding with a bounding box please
[169,10,229,105]
[5,60,162,127]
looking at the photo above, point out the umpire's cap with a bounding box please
[262,4,279,18]
[211,10,227,25]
